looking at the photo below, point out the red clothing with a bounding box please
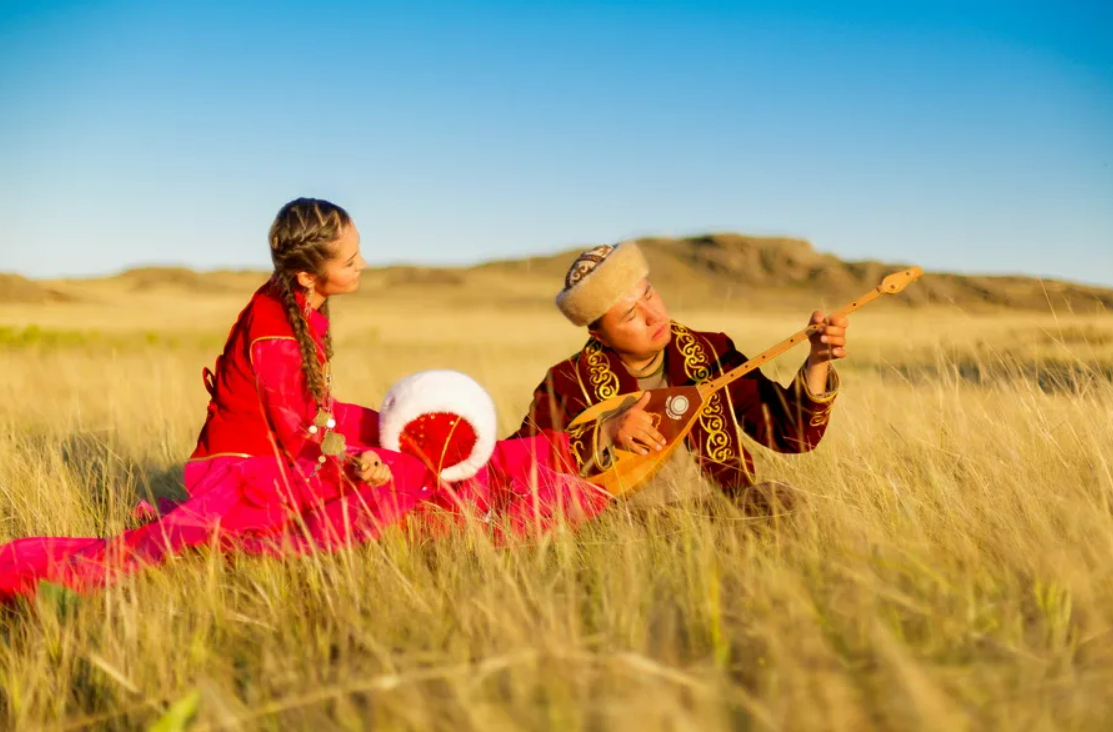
[191,280,380,463]
[187,279,383,494]
[0,282,608,603]
[511,321,839,495]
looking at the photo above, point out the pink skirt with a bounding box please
[0,434,610,603]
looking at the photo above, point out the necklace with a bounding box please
[307,343,349,470]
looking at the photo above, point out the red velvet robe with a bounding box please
[511,321,839,496]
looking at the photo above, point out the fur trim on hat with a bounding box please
[379,370,497,482]
[556,241,650,327]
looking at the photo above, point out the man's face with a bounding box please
[591,278,671,359]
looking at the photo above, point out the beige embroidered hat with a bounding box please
[555,241,650,327]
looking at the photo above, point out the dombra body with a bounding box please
[571,267,924,496]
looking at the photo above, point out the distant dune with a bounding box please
[0,274,75,304]
[468,235,1113,312]
[4,235,1111,312]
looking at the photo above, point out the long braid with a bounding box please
[318,299,335,361]
[274,271,328,403]
[267,198,351,407]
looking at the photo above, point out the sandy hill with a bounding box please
[112,266,272,294]
[4,235,1110,312]
[0,273,75,304]
[383,234,1113,313]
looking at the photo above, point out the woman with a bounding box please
[0,198,609,602]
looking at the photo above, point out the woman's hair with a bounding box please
[268,197,352,405]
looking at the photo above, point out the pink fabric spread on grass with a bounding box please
[0,283,610,603]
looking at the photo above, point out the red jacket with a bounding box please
[511,322,838,495]
[190,280,378,463]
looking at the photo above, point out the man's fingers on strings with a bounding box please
[618,430,649,455]
[619,429,642,454]
[628,426,664,453]
[626,411,664,443]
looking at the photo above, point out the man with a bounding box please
[510,240,848,510]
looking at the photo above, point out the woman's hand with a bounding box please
[356,451,392,486]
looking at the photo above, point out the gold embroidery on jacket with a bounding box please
[565,421,592,469]
[674,325,712,382]
[719,369,755,480]
[584,339,620,400]
[673,324,734,463]
[568,352,593,405]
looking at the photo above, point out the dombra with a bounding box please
[570,266,925,497]
[379,369,498,482]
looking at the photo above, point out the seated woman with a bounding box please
[0,198,609,603]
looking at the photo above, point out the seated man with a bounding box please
[510,241,848,510]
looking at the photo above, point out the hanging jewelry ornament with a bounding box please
[320,431,346,456]
[309,406,335,439]
[303,285,314,320]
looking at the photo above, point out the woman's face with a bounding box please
[298,223,366,301]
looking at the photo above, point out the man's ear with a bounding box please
[589,327,610,348]
[295,271,316,291]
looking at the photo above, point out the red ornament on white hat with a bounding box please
[379,370,497,482]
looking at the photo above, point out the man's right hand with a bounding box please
[602,392,666,455]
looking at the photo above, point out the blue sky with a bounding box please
[1,0,1111,285]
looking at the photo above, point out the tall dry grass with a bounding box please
[1,297,1111,731]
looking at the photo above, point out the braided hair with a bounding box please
[268,197,352,405]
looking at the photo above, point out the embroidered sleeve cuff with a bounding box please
[797,363,840,404]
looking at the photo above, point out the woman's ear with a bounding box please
[295,271,316,291]
[589,327,610,348]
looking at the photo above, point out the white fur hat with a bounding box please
[379,370,497,482]
[556,241,650,327]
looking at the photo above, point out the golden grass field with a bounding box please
[1,284,1112,731]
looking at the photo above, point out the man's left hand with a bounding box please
[806,311,849,364]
